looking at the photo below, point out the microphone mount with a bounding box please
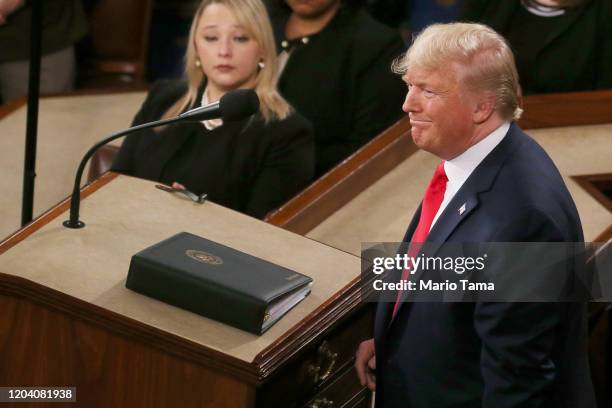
[63,115,186,228]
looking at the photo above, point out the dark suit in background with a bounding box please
[462,0,612,94]
[374,124,595,407]
[112,80,314,219]
[0,0,88,102]
[265,2,406,175]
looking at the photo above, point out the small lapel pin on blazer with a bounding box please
[459,203,466,215]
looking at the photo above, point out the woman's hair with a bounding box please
[393,22,523,121]
[162,0,291,122]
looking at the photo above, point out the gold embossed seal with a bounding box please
[185,250,223,265]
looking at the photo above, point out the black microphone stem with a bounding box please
[63,115,186,229]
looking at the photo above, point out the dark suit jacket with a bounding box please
[111,80,315,219]
[265,3,407,175]
[374,124,595,407]
[461,0,612,94]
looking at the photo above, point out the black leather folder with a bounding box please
[126,232,312,334]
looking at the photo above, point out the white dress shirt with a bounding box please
[430,122,511,231]
[200,87,223,130]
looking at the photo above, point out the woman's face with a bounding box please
[194,3,262,100]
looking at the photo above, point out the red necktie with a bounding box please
[392,162,448,317]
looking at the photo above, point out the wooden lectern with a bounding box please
[0,174,372,408]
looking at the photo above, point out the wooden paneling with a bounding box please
[0,97,26,120]
[518,91,612,129]
[572,173,612,214]
[595,225,612,242]
[258,305,374,407]
[81,0,154,86]
[303,364,369,408]
[0,270,372,407]
[0,292,254,408]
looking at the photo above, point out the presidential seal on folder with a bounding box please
[126,232,313,334]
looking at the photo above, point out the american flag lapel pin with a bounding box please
[458,203,466,215]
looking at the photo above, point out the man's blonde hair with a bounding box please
[393,23,523,120]
[163,0,291,122]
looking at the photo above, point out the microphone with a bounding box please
[63,88,260,229]
[179,89,260,122]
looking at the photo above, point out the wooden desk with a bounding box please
[0,174,371,408]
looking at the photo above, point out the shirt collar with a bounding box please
[444,122,511,190]
[201,86,223,130]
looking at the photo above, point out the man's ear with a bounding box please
[472,91,497,124]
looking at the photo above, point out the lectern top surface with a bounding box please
[0,175,361,363]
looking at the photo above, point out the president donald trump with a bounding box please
[355,23,595,407]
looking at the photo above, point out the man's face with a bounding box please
[285,0,341,19]
[402,66,477,160]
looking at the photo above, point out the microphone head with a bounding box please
[219,89,260,122]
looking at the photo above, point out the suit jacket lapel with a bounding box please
[402,204,422,242]
[426,194,479,244]
[143,123,199,181]
[385,123,522,329]
[427,124,521,243]
[141,83,208,181]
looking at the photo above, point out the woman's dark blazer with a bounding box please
[266,2,407,176]
[111,80,315,219]
[462,0,612,94]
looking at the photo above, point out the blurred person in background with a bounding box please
[366,0,464,43]
[265,0,406,176]
[462,0,612,94]
[0,0,87,103]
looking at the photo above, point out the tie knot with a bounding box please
[432,162,448,186]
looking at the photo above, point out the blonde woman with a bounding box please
[112,0,314,219]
